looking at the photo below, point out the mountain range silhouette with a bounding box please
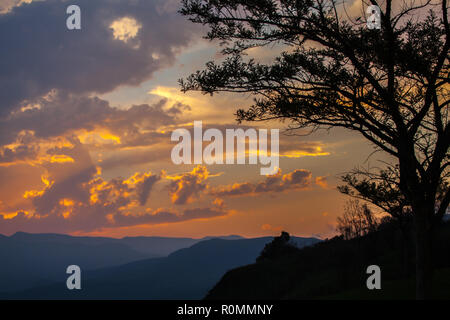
[0,232,320,299]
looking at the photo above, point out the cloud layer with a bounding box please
[210,169,312,197]
[0,0,197,116]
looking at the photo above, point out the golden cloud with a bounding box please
[210,168,312,197]
[110,17,142,43]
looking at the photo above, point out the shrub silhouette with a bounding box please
[257,231,299,263]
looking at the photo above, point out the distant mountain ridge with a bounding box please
[0,232,245,293]
[7,231,245,256]
[0,233,320,299]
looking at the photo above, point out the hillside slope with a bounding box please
[206,222,450,299]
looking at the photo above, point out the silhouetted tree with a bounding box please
[339,166,409,221]
[339,164,448,226]
[337,199,378,240]
[339,164,449,276]
[257,231,298,262]
[180,0,449,299]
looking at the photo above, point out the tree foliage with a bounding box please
[180,0,448,214]
[257,231,299,262]
[179,0,449,298]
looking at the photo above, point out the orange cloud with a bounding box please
[315,176,329,189]
[23,173,53,199]
[112,206,231,228]
[280,148,330,158]
[279,140,330,158]
[50,155,75,163]
[88,171,161,208]
[210,168,312,197]
[1,167,201,233]
[166,165,210,205]
[261,223,283,232]
[59,198,76,219]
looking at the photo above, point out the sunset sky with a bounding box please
[0,0,390,239]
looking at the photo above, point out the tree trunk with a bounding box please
[401,228,410,277]
[414,208,434,300]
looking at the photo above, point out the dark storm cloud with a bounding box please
[0,0,198,116]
